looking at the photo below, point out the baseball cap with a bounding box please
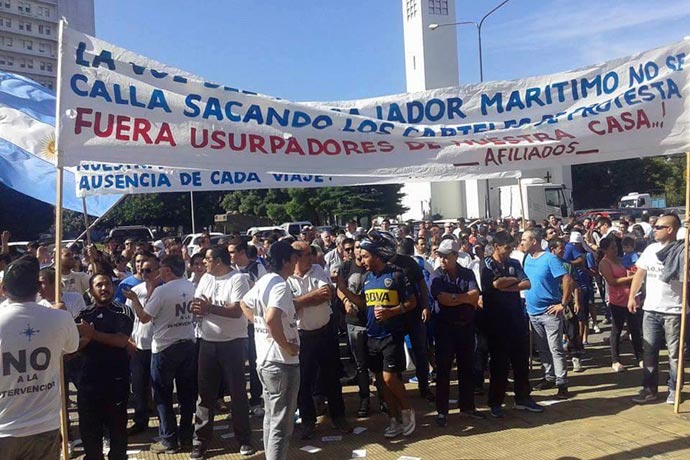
[437,239,459,256]
[570,231,583,244]
[300,225,314,233]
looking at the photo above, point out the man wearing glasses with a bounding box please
[630,213,684,405]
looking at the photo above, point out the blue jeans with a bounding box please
[259,362,300,460]
[642,310,681,394]
[529,313,568,386]
[150,340,197,448]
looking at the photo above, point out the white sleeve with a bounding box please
[195,275,210,298]
[62,311,79,354]
[229,273,250,304]
[268,282,292,314]
[635,246,654,271]
[242,283,258,310]
[144,287,163,318]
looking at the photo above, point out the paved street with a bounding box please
[70,325,690,460]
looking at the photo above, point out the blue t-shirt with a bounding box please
[564,243,591,288]
[524,252,568,315]
[621,251,639,269]
[363,267,411,339]
[114,274,143,303]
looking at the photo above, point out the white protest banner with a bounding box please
[58,24,690,176]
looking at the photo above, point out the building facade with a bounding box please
[400,0,572,220]
[0,0,94,90]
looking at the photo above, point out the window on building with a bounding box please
[428,0,448,15]
[1,36,11,46]
[45,25,50,35]
[25,22,31,31]
[4,18,10,27]
[38,6,49,17]
[0,54,5,64]
[17,1,29,13]
[405,0,417,20]
[38,24,43,34]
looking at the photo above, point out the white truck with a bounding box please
[498,179,572,222]
[618,192,666,209]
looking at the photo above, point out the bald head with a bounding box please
[292,241,312,273]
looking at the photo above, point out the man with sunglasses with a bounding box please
[124,255,197,453]
[630,213,684,405]
[288,241,350,439]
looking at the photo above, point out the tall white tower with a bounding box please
[400,0,572,221]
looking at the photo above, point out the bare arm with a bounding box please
[240,300,254,323]
[627,267,646,312]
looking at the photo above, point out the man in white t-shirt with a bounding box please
[125,255,197,453]
[190,246,254,459]
[0,256,79,460]
[59,248,90,295]
[241,241,300,460]
[37,267,87,318]
[288,241,350,440]
[630,213,685,405]
[123,258,159,435]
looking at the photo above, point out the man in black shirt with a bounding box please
[75,274,135,460]
[430,239,481,427]
[481,232,543,418]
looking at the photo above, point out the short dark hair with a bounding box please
[39,267,56,284]
[231,240,248,254]
[89,272,113,290]
[548,237,565,251]
[246,245,258,259]
[596,216,612,227]
[190,252,204,266]
[621,236,636,247]
[599,236,616,251]
[161,255,186,277]
[662,212,681,230]
[342,237,355,247]
[267,240,297,273]
[398,238,414,256]
[3,255,40,300]
[207,245,231,267]
[492,231,513,247]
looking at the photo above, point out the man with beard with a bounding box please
[75,274,135,460]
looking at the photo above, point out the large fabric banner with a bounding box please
[58,25,690,177]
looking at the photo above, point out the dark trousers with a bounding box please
[435,321,475,414]
[487,330,531,407]
[473,331,489,389]
[130,348,152,428]
[610,304,643,363]
[406,317,430,393]
[0,429,60,460]
[78,380,129,460]
[247,324,263,405]
[347,324,370,400]
[194,338,252,447]
[564,312,584,357]
[298,325,347,426]
[151,340,197,448]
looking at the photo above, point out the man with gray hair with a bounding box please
[325,234,347,280]
[521,229,575,400]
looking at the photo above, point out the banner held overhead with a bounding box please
[58,24,690,177]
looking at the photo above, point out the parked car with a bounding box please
[247,226,287,240]
[108,226,154,242]
[280,221,313,236]
[182,232,225,256]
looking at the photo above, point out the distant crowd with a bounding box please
[0,211,685,460]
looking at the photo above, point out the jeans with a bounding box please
[298,325,346,426]
[642,310,682,394]
[434,321,475,414]
[0,429,60,460]
[130,348,152,428]
[530,313,568,386]
[151,340,196,448]
[194,338,252,448]
[347,324,370,400]
[609,304,643,364]
[247,324,263,406]
[260,362,300,460]
[78,378,129,460]
[405,316,430,393]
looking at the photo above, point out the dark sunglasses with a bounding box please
[343,247,355,252]
[653,225,670,230]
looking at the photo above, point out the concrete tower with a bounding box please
[400,0,572,221]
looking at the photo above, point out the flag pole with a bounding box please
[72,194,127,244]
[54,18,70,460]
[81,197,91,245]
[674,151,690,414]
[190,191,196,234]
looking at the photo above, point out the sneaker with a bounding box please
[639,360,645,369]
[435,413,448,426]
[582,340,589,346]
[514,399,545,413]
[126,424,147,436]
[460,409,485,420]
[190,446,205,460]
[300,423,315,440]
[333,417,353,434]
[532,379,556,391]
[400,408,416,436]
[489,406,504,418]
[384,418,403,438]
[408,376,419,384]
[250,404,265,417]
[612,362,626,373]
[357,398,370,418]
[556,385,570,400]
[666,390,676,405]
[239,444,256,456]
[593,324,602,334]
[150,441,179,454]
[572,357,583,373]
[632,389,657,404]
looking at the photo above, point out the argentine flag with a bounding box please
[0,71,120,216]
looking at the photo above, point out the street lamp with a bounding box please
[429,0,511,218]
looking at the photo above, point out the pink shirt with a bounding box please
[600,258,630,307]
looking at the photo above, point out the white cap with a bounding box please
[570,231,583,244]
[437,239,459,255]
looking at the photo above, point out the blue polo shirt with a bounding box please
[524,252,568,316]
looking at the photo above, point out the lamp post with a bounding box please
[429,0,511,219]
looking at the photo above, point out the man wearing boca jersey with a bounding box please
[355,238,417,439]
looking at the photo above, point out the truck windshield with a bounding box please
[619,199,637,208]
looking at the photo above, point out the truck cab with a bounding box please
[499,179,572,222]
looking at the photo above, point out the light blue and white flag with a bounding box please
[0,71,121,216]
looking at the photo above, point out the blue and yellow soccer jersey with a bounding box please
[363,267,411,338]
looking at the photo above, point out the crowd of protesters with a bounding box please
[0,210,685,460]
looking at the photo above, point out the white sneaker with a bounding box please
[572,357,583,373]
[612,362,626,373]
[639,360,644,369]
[401,408,416,436]
[593,324,602,334]
[383,418,403,438]
[667,390,676,405]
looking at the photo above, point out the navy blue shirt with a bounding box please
[363,267,411,339]
[481,257,529,335]
[430,263,478,325]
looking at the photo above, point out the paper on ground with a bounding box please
[398,456,422,460]
[221,432,235,439]
[352,449,367,457]
[322,435,342,442]
[301,445,322,453]
[353,426,367,434]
